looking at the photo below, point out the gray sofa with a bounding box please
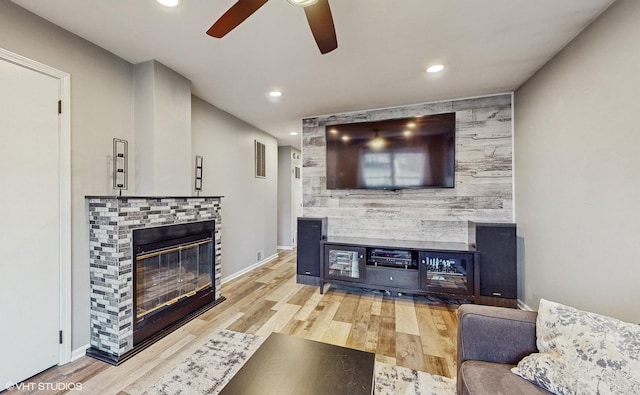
[456,304,551,395]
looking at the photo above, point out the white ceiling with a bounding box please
[13,0,614,149]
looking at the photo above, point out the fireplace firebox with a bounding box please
[133,220,215,345]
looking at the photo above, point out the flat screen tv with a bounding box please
[325,112,455,190]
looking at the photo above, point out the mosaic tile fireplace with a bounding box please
[85,196,224,365]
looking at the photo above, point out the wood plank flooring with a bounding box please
[10,249,461,395]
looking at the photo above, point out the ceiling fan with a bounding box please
[206,0,338,54]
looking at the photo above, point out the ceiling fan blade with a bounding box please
[304,0,337,54]
[206,0,269,38]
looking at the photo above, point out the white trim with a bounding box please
[518,300,534,311]
[71,344,90,362]
[0,48,72,365]
[277,245,294,250]
[511,91,516,222]
[221,253,279,284]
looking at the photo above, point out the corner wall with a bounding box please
[302,94,514,242]
[191,97,278,278]
[134,60,192,195]
[514,0,640,322]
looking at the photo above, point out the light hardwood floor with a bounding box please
[11,249,461,395]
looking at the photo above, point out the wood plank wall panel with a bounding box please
[302,94,513,242]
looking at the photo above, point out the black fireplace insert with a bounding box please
[132,220,215,345]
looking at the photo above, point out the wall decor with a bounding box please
[194,155,203,195]
[255,140,266,178]
[112,138,128,195]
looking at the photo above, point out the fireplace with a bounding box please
[86,196,224,365]
[133,221,215,345]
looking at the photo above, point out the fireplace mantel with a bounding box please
[85,196,224,364]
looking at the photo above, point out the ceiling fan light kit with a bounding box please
[157,0,181,8]
[287,0,318,6]
[207,0,337,54]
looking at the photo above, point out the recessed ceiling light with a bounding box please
[157,0,181,7]
[269,91,283,98]
[290,132,299,136]
[426,64,445,73]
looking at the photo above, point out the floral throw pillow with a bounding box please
[511,299,640,395]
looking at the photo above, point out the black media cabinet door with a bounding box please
[365,266,419,289]
[297,217,326,277]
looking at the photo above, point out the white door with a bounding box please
[0,56,61,389]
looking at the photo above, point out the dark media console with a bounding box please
[320,237,476,300]
[296,218,518,308]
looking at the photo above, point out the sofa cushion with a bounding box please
[512,299,640,395]
[460,360,551,395]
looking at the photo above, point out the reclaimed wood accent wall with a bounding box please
[302,94,513,243]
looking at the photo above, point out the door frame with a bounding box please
[0,48,72,365]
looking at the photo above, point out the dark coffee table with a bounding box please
[219,332,375,395]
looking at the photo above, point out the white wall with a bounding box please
[191,97,278,278]
[0,2,135,350]
[148,61,192,195]
[277,146,301,248]
[292,148,303,246]
[134,61,155,193]
[514,0,640,322]
[278,146,293,248]
[134,60,192,195]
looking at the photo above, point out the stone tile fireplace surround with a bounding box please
[85,196,223,365]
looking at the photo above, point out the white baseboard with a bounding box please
[71,344,90,362]
[518,300,534,311]
[277,245,294,250]
[221,253,279,284]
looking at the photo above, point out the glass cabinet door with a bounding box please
[419,251,474,296]
[324,245,365,282]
